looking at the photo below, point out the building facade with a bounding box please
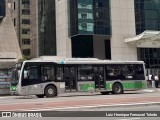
[135,0,160,74]
[28,0,160,75]
[55,0,136,60]
[9,0,33,58]
[0,0,22,67]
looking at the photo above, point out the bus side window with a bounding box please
[56,67,63,81]
[106,65,122,80]
[78,65,93,81]
[41,66,55,81]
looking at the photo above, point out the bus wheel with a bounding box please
[45,85,57,98]
[112,83,123,94]
[36,95,45,98]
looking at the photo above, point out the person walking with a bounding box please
[154,75,159,88]
[151,75,155,88]
[148,74,152,88]
[158,74,160,88]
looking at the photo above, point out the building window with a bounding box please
[22,29,30,34]
[22,0,30,4]
[14,2,16,10]
[95,2,103,8]
[22,9,30,15]
[81,13,87,19]
[22,49,30,56]
[22,19,30,24]
[22,39,30,45]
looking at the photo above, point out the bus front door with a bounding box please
[64,67,77,91]
[94,66,105,90]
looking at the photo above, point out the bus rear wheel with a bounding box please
[112,83,123,94]
[45,85,57,98]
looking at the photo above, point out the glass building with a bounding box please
[0,0,6,18]
[135,0,160,74]
[38,0,56,56]
[70,0,111,58]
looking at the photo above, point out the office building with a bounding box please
[9,0,33,58]
[28,0,160,74]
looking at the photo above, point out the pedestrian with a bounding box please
[151,75,155,88]
[154,75,159,88]
[158,74,160,88]
[148,74,152,87]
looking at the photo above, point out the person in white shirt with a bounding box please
[148,74,152,87]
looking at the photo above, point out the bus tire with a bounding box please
[36,95,45,98]
[45,85,57,98]
[112,83,123,94]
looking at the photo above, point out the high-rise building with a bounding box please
[9,0,33,58]
[29,0,160,75]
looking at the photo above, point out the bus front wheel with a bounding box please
[112,83,123,94]
[45,85,57,98]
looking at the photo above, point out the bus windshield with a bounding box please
[11,62,22,85]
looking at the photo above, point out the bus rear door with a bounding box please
[64,66,77,92]
[94,66,105,90]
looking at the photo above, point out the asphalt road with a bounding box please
[0,89,159,111]
[0,89,160,120]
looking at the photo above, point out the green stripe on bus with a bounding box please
[106,81,146,91]
[81,84,95,91]
[122,81,146,89]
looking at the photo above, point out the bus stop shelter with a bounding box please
[125,30,160,47]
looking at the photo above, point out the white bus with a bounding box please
[14,57,146,98]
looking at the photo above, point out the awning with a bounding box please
[125,30,160,42]
[0,59,18,69]
[125,30,160,47]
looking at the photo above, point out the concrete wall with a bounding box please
[110,0,137,61]
[93,35,108,59]
[55,0,72,57]
[0,5,21,59]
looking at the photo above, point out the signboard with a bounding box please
[0,82,10,89]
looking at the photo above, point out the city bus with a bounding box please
[15,56,146,98]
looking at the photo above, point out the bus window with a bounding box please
[78,65,93,81]
[121,64,134,80]
[56,67,63,81]
[121,64,145,80]
[133,64,145,80]
[41,66,55,82]
[22,65,40,86]
[106,65,122,80]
